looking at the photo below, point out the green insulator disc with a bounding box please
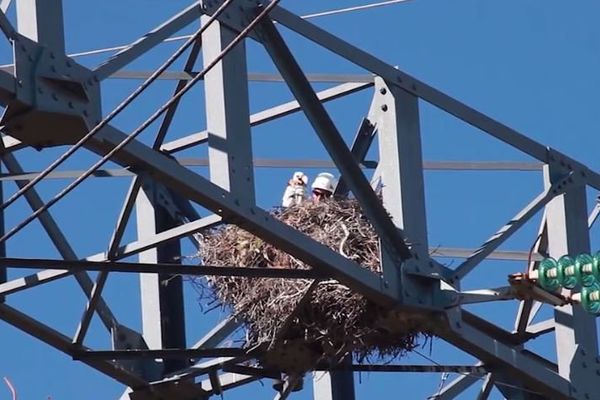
[576,253,597,287]
[592,251,600,283]
[558,255,577,289]
[581,283,600,315]
[537,257,561,291]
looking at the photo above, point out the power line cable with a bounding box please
[0,0,236,213]
[413,349,546,398]
[0,0,281,244]
[67,0,411,58]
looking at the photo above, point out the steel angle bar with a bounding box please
[110,70,374,83]
[0,153,117,329]
[153,38,202,149]
[515,218,547,334]
[452,179,568,281]
[109,25,200,258]
[273,375,300,400]
[0,214,222,296]
[423,161,543,171]
[0,269,69,296]
[450,287,517,306]
[440,319,571,399]
[0,0,11,13]
[73,271,109,345]
[476,374,495,400]
[430,247,542,262]
[0,2,232,217]
[0,303,147,389]
[109,130,391,301]
[108,178,143,258]
[0,257,325,278]
[269,6,550,163]
[0,160,547,181]
[93,3,202,80]
[334,118,377,198]
[319,364,487,374]
[515,299,534,334]
[100,214,221,261]
[0,168,135,180]
[257,18,412,262]
[0,69,15,104]
[75,348,248,360]
[544,164,598,393]
[430,372,481,400]
[0,8,15,40]
[431,364,488,400]
[200,372,257,394]
[202,13,255,203]
[522,319,554,338]
[193,316,240,350]
[0,1,278,245]
[160,81,371,154]
[588,199,600,228]
[0,162,4,304]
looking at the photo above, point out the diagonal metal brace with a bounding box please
[255,16,412,263]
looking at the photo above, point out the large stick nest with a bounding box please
[195,199,431,373]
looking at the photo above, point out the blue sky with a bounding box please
[2,0,600,399]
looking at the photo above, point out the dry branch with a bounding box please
[194,199,430,373]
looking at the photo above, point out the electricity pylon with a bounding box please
[0,1,598,399]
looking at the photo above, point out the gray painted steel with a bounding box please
[0,1,599,399]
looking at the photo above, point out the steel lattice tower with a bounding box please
[0,1,598,399]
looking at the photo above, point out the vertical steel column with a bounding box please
[313,366,355,400]
[544,163,598,398]
[373,77,428,256]
[137,183,187,375]
[201,16,255,204]
[15,0,65,53]
[371,77,431,306]
[0,162,5,303]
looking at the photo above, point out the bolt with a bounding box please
[381,104,388,112]
[82,110,89,117]
[66,60,72,67]
[68,101,74,109]
[49,52,55,59]
[383,280,389,288]
[455,321,461,328]
[582,361,588,368]
[52,93,58,101]
[379,87,387,95]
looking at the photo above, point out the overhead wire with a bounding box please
[413,349,547,398]
[0,0,404,210]
[0,0,235,213]
[0,0,281,244]
[67,0,411,59]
